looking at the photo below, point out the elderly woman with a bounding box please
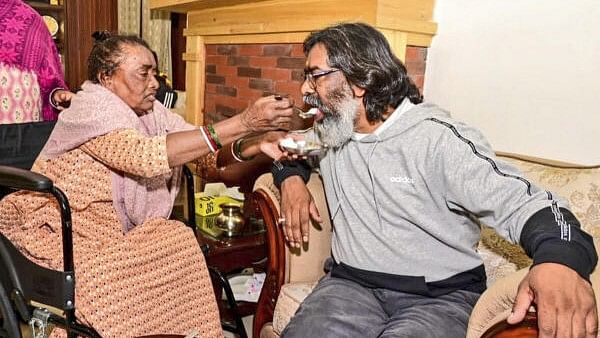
[0,35,295,337]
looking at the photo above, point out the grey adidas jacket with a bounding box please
[276,101,596,292]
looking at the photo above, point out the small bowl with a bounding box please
[279,137,322,156]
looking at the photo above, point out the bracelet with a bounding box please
[232,137,255,162]
[206,124,222,149]
[49,87,64,109]
[200,127,217,153]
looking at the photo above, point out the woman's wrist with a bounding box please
[49,87,65,109]
[232,137,256,162]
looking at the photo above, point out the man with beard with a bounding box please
[272,22,597,338]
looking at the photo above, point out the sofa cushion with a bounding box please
[272,282,317,335]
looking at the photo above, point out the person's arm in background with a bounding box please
[27,10,70,119]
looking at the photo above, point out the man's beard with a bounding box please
[304,85,359,149]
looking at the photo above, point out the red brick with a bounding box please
[290,44,305,57]
[206,74,225,85]
[205,64,216,74]
[237,67,261,78]
[274,81,303,100]
[227,56,249,66]
[206,55,227,66]
[291,69,305,82]
[276,57,305,69]
[249,78,273,91]
[225,76,249,88]
[217,85,237,97]
[216,65,237,77]
[217,45,238,55]
[405,47,419,63]
[405,61,425,75]
[248,56,278,68]
[215,95,248,111]
[205,44,218,55]
[237,87,264,100]
[411,75,424,93]
[239,44,263,56]
[206,83,217,94]
[262,68,292,82]
[405,46,427,63]
[215,103,239,117]
[204,111,220,124]
[204,95,216,113]
[263,44,292,56]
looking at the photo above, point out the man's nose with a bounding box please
[300,79,313,97]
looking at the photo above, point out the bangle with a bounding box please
[206,124,222,149]
[200,127,217,153]
[49,87,64,109]
[232,137,255,162]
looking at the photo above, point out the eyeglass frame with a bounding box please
[303,68,341,88]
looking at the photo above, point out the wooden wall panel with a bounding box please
[64,0,118,89]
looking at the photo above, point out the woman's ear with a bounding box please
[99,73,112,87]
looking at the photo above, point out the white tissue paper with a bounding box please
[223,272,266,303]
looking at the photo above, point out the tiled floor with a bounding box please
[223,315,253,338]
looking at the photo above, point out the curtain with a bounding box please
[117,0,172,80]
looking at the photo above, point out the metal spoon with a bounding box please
[295,107,318,119]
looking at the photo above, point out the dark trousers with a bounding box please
[281,273,480,338]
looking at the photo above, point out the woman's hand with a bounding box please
[52,89,75,110]
[240,95,295,132]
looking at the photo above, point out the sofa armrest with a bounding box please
[469,239,600,338]
[252,172,333,338]
[467,268,528,338]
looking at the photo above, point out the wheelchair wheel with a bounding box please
[0,283,21,338]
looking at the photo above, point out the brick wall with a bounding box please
[204,43,427,124]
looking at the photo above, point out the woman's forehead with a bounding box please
[119,44,156,68]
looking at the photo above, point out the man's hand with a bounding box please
[258,131,287,160]
[508,263,597,337]
[52,89,74,110]
[280,176,322,248]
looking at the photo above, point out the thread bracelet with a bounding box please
[200,126,217,153]
[206,124,222,149]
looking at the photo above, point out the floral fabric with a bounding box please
[0,63,41,123]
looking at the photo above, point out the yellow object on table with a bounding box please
[195,193,242,237]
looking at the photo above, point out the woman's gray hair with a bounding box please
[303,22,422,122]
[87,33,152,83]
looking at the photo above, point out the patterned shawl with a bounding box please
[39,81,195,232]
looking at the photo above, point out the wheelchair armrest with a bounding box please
[0,165,53,193]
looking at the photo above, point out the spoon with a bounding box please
[294,107,318,119]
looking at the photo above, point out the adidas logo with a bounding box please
[390,176,415,184]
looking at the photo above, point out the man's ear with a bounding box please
[351,85,366,98]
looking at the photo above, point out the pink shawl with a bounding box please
[39,81,195,232]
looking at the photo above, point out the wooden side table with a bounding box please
[196,198,267,338]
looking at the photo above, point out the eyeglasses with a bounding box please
[303,68,340,87]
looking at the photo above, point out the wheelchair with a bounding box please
[0,121,252,338]
[0,121,101,337]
